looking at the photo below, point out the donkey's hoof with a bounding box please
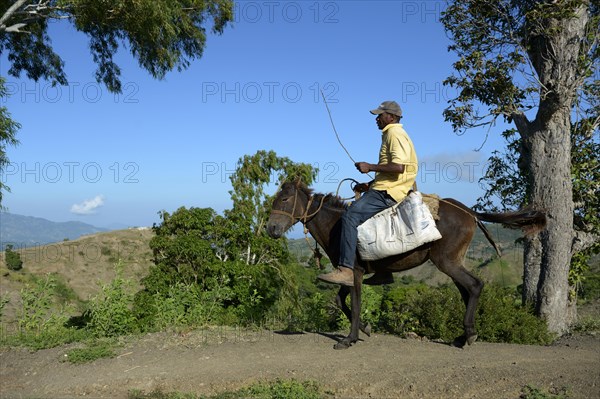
[452,334,477,348]
[334,338,354,350]
[361,323,372,337]
[451,335,467,348]
[466,334,478,345]
[334,342,350,350]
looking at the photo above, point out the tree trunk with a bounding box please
[522,234,542,305]
[528,113,576,334]
[518,3,589,335]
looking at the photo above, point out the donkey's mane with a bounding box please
[296,182,347,210]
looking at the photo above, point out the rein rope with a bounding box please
[336,177,362,200]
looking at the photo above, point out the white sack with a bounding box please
[357,191,442,261]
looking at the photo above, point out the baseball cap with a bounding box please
[370,101,402,117]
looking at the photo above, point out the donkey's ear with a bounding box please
[293,176,302,187]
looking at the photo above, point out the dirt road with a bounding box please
[1,328,598,399]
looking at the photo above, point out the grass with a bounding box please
[64,339,116,363]
[573,315,600,333]
[0,327,87,351]
[128,379,331,399]
[520,385,570,399]
[129,391,196,399]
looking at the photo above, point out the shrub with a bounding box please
[336,285,385,332]
[573,316,600,333]
[0,295,8,321]
[18,275,64,332]
[378,283,551,345]
[359,286,384,329]
[578,261,600,301]
[150,280,233,330]
[134,206,287,330]
[135,259,284,331]
[87,261,136,337]
[301,291,337,332]
[8,274,84,350]
[263,263,340,332]
[4,244,23,271]
[380,284,463,340]
[272,289,338,333]
[476,285,552,344]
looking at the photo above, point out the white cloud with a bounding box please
[71,195,105,215]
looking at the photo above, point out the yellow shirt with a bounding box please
[370,123,418,202]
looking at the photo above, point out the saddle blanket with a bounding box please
[357,191,442,261]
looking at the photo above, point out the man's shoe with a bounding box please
[363,272,394,286]
[318,267,354,286]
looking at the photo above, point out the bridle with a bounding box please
[270,187,327,227]
[270,185,328,268]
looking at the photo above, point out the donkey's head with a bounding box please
[266,181,312,238]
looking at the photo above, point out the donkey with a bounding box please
[266,181,546,349]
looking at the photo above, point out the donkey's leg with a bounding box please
[434,256,483,347]
[334,268,364,350]
[449,268,484,347]
[335,286,371,337]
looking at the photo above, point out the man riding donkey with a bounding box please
[318,100,418,287]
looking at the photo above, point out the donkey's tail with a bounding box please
[439,199,546,257]
[473,207,546,258]
[476,220,503,257]
[475,207,547,234]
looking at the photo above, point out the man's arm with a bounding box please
[355,162,405,174]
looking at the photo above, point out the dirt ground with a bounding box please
[0,328,598,399]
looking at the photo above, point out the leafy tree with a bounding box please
[0,0,233,91]
[0,0,234,205]
[134,151,317,327]
[226,150,317,265]
[148,207,228,289]
[442,0,598,334]
[0,77,20,208]
[4,243,23,270]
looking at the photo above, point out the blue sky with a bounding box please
[1,1,508,235]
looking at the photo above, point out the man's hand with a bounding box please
[355,162,371,174]
[353,182,370,193]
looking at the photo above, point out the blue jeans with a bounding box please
[339,189,396,269]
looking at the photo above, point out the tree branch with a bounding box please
[0,1,71,33]
[3,22,27,32]
[572,230,600,254]
[511,111,531,136]
[0,0,29,31]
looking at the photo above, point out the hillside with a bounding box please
[0,228,155,327]
[0,213,108,248]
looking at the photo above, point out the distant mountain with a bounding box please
[0,213,108,248]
